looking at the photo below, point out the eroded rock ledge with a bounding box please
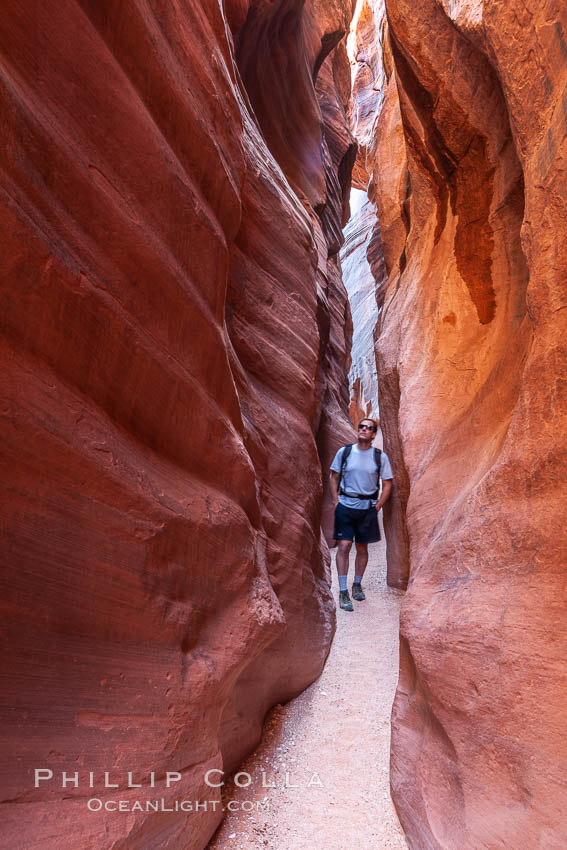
[0,2,356,847]
[350,0,567,846]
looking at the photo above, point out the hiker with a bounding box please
[329,418,393,611]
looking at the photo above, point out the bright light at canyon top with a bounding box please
[346,0,386,200]
[346,1,367,215]
[347,0,385,83]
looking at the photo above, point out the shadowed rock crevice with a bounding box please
[367,215,388,311]
[388,28,452,246]
[233,1,325,205]
[388,17,529,325]
[452,134,496,324]
[374,364,410,589]
[313,29,348,81]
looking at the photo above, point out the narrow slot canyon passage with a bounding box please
[208,166,405,846]
[208,539,407,850]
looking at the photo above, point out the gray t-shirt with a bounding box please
[330,444,393,510]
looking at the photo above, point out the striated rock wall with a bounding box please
[0,1,355,847]
[340,189,380,426]
[353,0,567,846]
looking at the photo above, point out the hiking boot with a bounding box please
[352,582,366,601]
[339,590,354,611]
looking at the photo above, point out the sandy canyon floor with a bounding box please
[208,535,408,849]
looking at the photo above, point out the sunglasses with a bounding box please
[358,424,375,431]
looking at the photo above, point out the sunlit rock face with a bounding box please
[348,0,386,190]
[340,189,380,426]
[0,1,355,847]
[353,0,567,846]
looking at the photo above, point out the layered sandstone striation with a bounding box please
[0,1,355,847]
[340,189,381,427]
[351,0,567,846]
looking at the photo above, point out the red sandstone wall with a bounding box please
[0,1,355,847]
[357,0,567,846]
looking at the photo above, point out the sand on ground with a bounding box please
[208,533,408,850]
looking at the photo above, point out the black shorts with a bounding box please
[333,502,381,544]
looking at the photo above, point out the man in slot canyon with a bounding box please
[329,418,393,611]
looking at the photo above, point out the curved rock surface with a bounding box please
[351,0,567,846]
[0,1,355,847]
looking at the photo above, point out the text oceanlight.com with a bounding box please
[86,799,268,813]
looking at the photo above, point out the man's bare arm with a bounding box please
[329,471,340,506]
[376,479,392,511]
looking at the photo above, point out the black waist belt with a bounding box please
[339,488,378,499]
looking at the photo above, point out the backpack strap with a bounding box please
[374,447,382,474]
[338,443,353,492]
[374,447,382,498]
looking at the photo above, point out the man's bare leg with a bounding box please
[354,543,369,578]
[336,540,354,610]
[352,543,368,601]
[336,540,352,576]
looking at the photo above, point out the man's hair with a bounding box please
[359,417,378,432]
